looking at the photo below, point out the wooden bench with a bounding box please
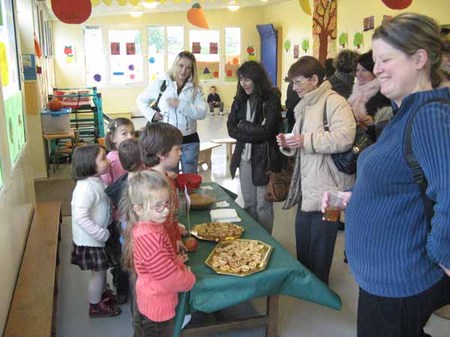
[211,138,236,159]
[4,201,62,337]
[198,142,221,171]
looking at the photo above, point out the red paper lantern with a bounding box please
[381,0,413,10]
[47,98,63,111]
[51,0,92,24]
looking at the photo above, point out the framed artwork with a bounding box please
[363,16,375,31]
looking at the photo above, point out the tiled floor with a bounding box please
[55,113,450,337]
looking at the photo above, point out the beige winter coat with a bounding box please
[281,81,356,211]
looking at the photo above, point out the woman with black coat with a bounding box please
[227,61,283,234]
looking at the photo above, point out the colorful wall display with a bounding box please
[313,0,337,64]
[1,0,25,166]
[225,56,239,82]
[197,61,219,80]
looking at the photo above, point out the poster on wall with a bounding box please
[0,0,25,165]
[225,56,239,82]
[197,61,219,80]
[0,156,3,189]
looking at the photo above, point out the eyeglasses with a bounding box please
[150,200,172,213]
[291,77,312,86]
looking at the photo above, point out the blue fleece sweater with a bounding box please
[346,88,450,297]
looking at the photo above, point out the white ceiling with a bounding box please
[42,0,291,19]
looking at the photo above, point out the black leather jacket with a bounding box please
[227,90,284,186]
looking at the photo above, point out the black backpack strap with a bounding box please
[404,98,450,230]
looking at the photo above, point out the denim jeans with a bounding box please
[180,142,199,174]
[295,210,338,285]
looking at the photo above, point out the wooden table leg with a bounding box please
[226,143,233,159]
[266,295,279,337]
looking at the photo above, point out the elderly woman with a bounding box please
[136,51,207,174]
[348,50,392,142]
[277,56,355,284]
[323,13,450,337]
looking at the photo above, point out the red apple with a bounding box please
[185,237,198,252]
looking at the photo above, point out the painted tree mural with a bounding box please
[313,0,337,64]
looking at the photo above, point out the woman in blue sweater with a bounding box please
[323,13,450,337]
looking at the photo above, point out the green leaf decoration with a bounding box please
[353,32,363,49]
[338,33,348,47]
[301,39,309,52]
[284,39,291,52]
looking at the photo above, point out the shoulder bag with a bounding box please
[323,95,373,175]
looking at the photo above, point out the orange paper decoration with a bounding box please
[51,0,92,24]
[187,3,209,29]
[34,33,43,58]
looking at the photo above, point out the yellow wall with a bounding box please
[52,8,265,115]
[265,0,450,102]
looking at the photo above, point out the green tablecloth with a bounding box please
[173,182,341,337]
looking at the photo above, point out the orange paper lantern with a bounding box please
[187,3,209,29]
[47,98,63,111]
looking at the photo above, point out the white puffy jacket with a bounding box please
[136,74,207,136]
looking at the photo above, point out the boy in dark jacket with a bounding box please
[207,85,224,115]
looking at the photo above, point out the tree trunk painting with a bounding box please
[313,0,337,64]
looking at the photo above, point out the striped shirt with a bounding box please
[133,221,196,322]
[346,87,450,297]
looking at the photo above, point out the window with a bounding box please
[189,29,219,80]
[84,26,105,87]
[147,26,184,81]
[224,27,241,82]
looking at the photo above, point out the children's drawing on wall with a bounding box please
[93,74,102,83]
[338,31,348,48]
[192,42,201,54]
[293,44,299,59]
[0,156,3,189]
[64,45,75,63]
[197,61,219,80]
[110,42,120,55]
[225,56,239,82]
[382,15,393,24]
[209,42,218,54]
[353,32,363,49]
[363,16,375,31]
[313,0,337,64]
[126,42,135,55]
[284,39,291,53]
[302,38,310,53]
[246,45,256,61]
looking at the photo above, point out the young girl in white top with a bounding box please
[121,170,196,337]
[71,144,122,318]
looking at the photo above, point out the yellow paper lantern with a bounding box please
[298,0,311,15]
[91,0,101,6]
[102,0,112,5]
[128,0,140,5]
[117,0,128,6]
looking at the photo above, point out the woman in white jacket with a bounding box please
[277,56,356,285]
[136,51,207,173]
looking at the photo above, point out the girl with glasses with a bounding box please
[121,170,196,337]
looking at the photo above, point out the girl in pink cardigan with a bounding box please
[101,117,135,186]
[121,170,196,337]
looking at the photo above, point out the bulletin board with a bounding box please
[0,0,25,165]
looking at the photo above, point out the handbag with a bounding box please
[265,144,293,202]
[323,96,373,175]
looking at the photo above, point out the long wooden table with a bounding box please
[173,182,341,337]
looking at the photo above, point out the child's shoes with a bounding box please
[101,289,117,304]
[89,299,122,318]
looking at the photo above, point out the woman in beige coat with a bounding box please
[277,56,355,284]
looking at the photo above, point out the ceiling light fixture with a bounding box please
[142,1,159,10]
[228,1,240,11]
[129,10,144,17]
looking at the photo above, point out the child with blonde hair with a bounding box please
[70,144,121,318]
[120,171,196,337]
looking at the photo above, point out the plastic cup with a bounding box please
[322,191,345,222]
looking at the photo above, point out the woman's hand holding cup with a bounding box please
[322,191,352,221]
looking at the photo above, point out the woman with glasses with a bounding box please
[227,61,284,234]
[137,51,207,174]
[276,56,356,284]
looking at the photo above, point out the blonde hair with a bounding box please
[120,170,173,271]
[170,50,199,100]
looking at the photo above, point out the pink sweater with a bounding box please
[101,150,127,186]
[133,221,196,322]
